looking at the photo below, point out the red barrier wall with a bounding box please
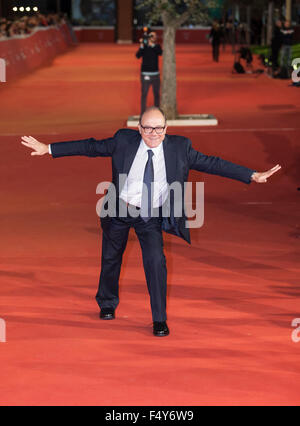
[74,27,115,43]
[135,28,210,44]
[73,27,210,44]
[0,24,76,82]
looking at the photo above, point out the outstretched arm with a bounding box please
[187,143,281,184]
[21,132,118,158]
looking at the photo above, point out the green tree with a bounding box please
[137,0,216,119]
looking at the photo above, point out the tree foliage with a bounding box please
[136,0,217,28]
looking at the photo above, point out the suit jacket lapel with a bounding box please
[163,134,177,184]
[123,133,141,175]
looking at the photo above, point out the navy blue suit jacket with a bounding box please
[50,129,255,243]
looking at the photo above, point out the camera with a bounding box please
[141,27,154,47]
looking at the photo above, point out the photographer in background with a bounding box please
[136,29,162,114]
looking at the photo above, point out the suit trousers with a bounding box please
[95,213,167,322]
[271,43,281,69]
[140,73,160,114]
[280,44,292,69]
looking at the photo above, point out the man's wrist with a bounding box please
[48,144,52,155]
[251,171,257,181]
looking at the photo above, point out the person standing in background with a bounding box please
[209,20,223,63]
[279,20,294,71]
[271,20,282,72]
[136,31,162,114]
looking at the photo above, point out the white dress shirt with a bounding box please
[49,139,169,208]
[120,139,168,208]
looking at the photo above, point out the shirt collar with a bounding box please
[140,138,163,157]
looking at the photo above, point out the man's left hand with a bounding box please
[251,164,281,183]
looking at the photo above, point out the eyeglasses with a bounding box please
[140,124,166,135]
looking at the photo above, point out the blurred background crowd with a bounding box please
[0,13,67,39]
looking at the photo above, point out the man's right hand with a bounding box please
[21,136,49,156]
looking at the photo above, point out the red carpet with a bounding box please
[0,44,299,406]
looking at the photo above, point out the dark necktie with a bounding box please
[141,149,154,222]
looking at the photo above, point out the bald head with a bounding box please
[139,106,166,126]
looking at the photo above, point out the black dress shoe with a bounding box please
[99,308,115,320]
[153,321,169,337]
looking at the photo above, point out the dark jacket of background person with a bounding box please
[280,26,294,45]
[209,26,223,45]
[272,24,282,48]
[136,44,162,73]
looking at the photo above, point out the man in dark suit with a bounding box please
[21,107,281,337]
